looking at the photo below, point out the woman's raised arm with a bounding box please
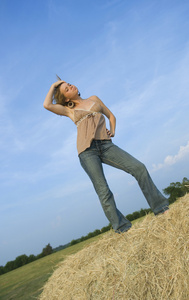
[43,81,70,116]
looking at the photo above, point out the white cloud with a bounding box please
[152,141,189,171]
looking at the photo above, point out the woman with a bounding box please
[43,77,169,233]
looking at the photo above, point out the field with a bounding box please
[0,235,106,300]
[0,196,188,299]
[0,216,145,300]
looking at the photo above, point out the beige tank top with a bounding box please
[73,102,111,154]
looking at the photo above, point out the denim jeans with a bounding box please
[79,140,169,233]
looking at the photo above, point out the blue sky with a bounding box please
[0,0,189,266]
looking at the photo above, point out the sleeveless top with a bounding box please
[73,101,111,154]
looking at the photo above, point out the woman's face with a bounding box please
[59,82,78,101]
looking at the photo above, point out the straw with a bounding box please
[39,194,189,300]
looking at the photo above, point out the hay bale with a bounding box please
[39,195,189,300]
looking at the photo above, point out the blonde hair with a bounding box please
[53,75,80,108]
[53,75,67,106]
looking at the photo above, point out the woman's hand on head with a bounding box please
[52,80,65,89]
[106,129,114,137]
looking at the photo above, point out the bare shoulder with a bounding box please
[89,95,114,119]
[90,95,103,103]
[90,95,107,107]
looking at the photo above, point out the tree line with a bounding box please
[0,243,53,275]
[69,206,152,246]
[1,177,188,276]
[162,177,189,204]
[70,177,189,246]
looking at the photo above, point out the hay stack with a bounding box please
[39,195,189,300]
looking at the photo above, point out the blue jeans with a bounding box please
[79,140,169,233]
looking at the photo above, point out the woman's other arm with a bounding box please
[43,81,70,117]
[91,96,116,137]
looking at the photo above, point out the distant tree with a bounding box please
[4,260,15,273]
[70,239,79,246]
[41,243,53,257]
[132,211,141,220]
[86,232,95,239]
[163,177,189,204]
[53,243,70,252]
[101,224,111,233]
[126,208,152,221]
[36,253,43,259]
[145,208,152,214]
[28,254,36,263]
[80,236,87,242]
[0,266,5,275]
[14,255,29,269]
[126,214,134,221]
[92,229,101,236]
[139,209,146,217]
[182,177,189,194]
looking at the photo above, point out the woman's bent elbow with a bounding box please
[43,102,50,110]
[110,114,116,123]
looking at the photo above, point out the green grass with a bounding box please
[0,235,104,300]
[0,216,149,300]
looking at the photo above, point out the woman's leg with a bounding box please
[79,143,132,232]
[100,141,169,215]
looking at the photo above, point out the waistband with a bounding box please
[75,112,101,127]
